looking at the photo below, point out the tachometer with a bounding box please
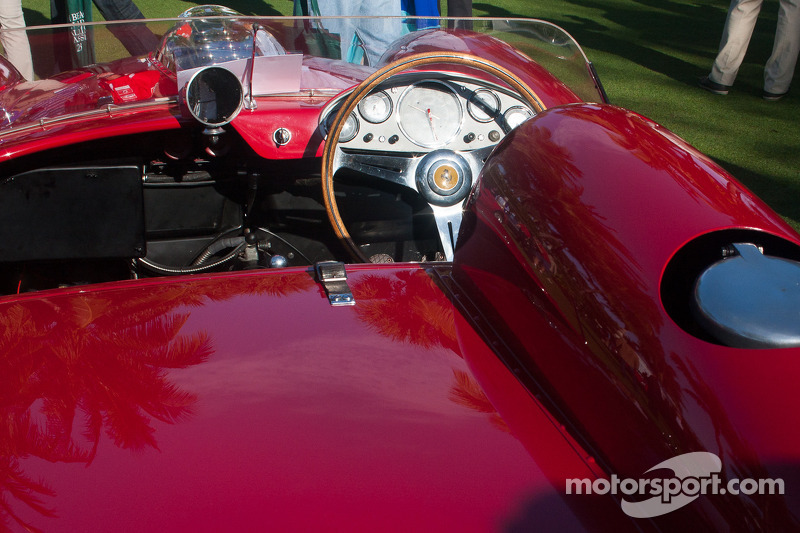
[358,91,393,124]
[397,81,462,149]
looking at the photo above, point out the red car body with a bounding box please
[0,8,797,531]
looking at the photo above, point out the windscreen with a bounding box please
[4,13,601,98]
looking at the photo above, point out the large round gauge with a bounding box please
[503,106,534,132]
[467,89,500,122]
[358,91,392,124]
[397,81,462,148]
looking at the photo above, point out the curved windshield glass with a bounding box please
[0,13,604,130]
[22,16,598,91]
[157,7,287,71]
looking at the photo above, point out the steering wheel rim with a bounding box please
[321,51,547,263]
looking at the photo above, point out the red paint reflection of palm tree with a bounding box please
[0,295,210,530]
[350,270,512,431]
[1,459,55,533]
[0,271,316,530]
[449,370,510,434]
[351,270,458,353]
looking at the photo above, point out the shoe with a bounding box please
[698,76,730,95]
[763,89,788,101]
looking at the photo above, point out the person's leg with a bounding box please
[446,0,471,17]
[764,0,800,94]
[91,0,143,21]
[710,0,764,86]
[50,0,66,22]
[446,0,471,28]
[293,0,309,16]
[0,0,34,80]
[92,0,159,56]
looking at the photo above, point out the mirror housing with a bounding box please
[184,66,244,127]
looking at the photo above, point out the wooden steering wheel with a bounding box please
[321,51,546,262]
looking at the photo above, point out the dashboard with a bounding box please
[320,73,536,154]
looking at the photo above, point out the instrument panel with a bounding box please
[320,74,536,153]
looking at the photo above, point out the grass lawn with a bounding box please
[18,0,800,227]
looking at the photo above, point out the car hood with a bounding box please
[1,265,626,531]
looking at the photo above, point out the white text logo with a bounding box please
[566,452,784,518]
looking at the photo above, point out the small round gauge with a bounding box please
[503,106,534,131]
[397,81,463,149]
[338,112,359,142]
[467,89,500,122]
[358,91,393,124]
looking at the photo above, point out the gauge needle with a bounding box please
[410,105,440,120]
[425,108,438,142]
[409,105,439,141]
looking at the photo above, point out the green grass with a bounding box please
[470,0,800,227]
[18,0,800,226]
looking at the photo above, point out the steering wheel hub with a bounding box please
[416,149,471,205]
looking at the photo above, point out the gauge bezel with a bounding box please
[467,88,501,123]
[338,112,359,143]
[502,105,534,132]
[358,90,393,124]
[396,80,464,149]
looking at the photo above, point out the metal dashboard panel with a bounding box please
[322,73,536,154]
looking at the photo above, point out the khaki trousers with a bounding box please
[0,0,33,81]
[711,0,800,93]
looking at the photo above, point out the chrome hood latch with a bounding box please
[315,261,355,307]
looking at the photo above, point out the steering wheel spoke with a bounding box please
[461,145,496,175]
[431,204,465,262]
[334,147,419,190]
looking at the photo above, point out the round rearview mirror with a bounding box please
[185,66,243,127]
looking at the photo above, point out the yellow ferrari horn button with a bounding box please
[433,164,459,192]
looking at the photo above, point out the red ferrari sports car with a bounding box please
[0,6,798,531]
